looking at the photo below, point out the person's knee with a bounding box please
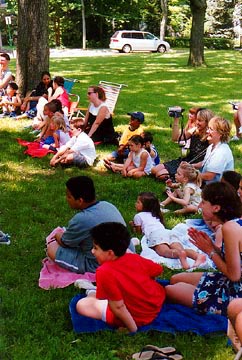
[228,299,242,321]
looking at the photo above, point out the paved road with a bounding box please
[49,48,118,57]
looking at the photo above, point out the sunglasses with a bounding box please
[87,91,95,95]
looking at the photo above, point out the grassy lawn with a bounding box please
[0,49,242,360]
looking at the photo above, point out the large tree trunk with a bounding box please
[160,0,168,40]
[16,0,49,96]
[188,0,207,67]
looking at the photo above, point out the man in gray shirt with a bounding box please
[47,176,128,273]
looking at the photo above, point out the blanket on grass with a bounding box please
[39,227,96,289]
[141,219,216,270]
[17,138,54,158]
[69,293,227,335]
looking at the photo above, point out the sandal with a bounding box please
[141,346,176,356]
[151,353,183,360]
[132,347,177,360]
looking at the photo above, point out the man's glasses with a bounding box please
[87,91,95,95]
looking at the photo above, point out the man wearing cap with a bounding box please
[106,111,144,163]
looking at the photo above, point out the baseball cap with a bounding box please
[127,111,145,123]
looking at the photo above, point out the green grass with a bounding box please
[0,49,242,360]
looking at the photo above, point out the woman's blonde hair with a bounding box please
[209,116,231,143]
[52,113,67,132]
[179,161,202,187]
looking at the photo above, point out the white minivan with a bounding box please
[109,30,170,53]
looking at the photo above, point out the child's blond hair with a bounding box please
[52,113,67,132]
[179,161,202,187]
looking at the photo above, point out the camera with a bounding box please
[168,106,185,118]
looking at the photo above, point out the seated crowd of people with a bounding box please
[1,58,242,358]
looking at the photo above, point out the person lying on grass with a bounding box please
[130,192,206,270]
[76,222,166,332]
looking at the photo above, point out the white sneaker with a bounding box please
[74,279,96,290]
[239,126,242,135]
[231,135,240,141]
[160,207,170,213]
[131,237,140,246]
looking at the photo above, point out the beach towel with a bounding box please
[39,227,96,289]
[39,258,96,289]
[17,138,54,158]
[141,219,216,270]
[69,293,227,335]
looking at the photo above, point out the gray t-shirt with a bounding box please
[56,201,126,273]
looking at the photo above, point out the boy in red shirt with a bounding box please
[76,222,165,332]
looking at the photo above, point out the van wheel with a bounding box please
[122,44,131,53]
[157,45,166,53]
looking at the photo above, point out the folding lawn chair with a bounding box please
[64,78,80,94]
[99,81,127,115]
[63,78,82,120]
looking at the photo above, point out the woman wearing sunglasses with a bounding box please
[82,85,117,145]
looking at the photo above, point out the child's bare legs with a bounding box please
[76,292,107,320]
[169,242,190,270]
[184,248,206,268]
[174,205,198,215]
[127,168,146,178]
[153,243,190,270]
[160,197,173,207]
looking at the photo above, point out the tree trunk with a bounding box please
[160,0,168,40]
[81,0,86,50]
[16,0,49,96]
[188,0,207,67]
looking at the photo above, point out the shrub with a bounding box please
[166,37,234,50]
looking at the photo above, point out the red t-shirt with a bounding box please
[96,253,165,327]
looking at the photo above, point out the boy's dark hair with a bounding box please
[143,131,153,143]
[66,176,96,202]
[49,99,63,113]
[0,53,10,61]
[91,222,130,257]
[202,182,242,222]
[8,81,18,91]
[221,170,241,191]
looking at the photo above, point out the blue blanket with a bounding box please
[69,293,227,335]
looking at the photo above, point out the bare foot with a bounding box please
[178,250,190,270]
[193,253,206,268]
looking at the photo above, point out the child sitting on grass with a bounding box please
[104,135,153,178]
[42,113,70,152]
[160,161,202,215]
[130,192,206,269]
[50,121,96,168]
[0,81,21,118]
[76,222,166,332]
[105,111,144,163]
[142,131,160,166]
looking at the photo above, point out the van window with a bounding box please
[112,32,119,38]
[144,33,155,40]
[121,32,132,38]
[132,33,143,39]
